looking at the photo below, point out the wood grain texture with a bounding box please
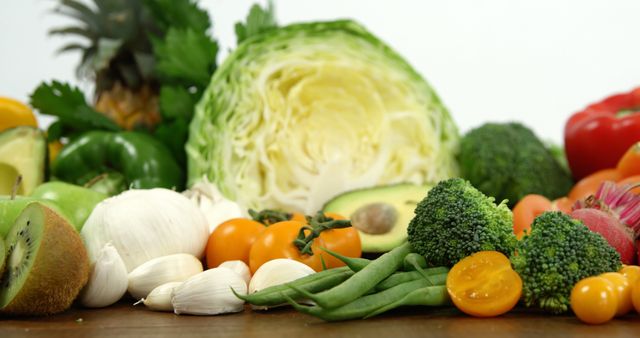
[1,302,640,338]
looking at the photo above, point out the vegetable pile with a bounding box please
[3,0,640,329]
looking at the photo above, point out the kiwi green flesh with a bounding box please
[0,237,5,277]
[0,205,43,308]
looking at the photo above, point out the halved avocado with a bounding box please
[323,183,431,253]
[0,127,46,196]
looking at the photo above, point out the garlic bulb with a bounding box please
[249,259,315,294]
[81,188,209,272]
[183,178,246,232]
[128,253,203,299]
[172,267,247,315]
[138,282,182,312]
[219,260,251,286]
[79,243,128,308]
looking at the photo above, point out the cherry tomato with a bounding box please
[316,212,362,269]
[631,279,640,314]
[571,276,617,324]
[249,220,326,273]
[617,142,640,178]
[205,218,265,269]
[600,272,633,316]
[568,168,622,202]
[620,265,640,285]
[446,251,522,317]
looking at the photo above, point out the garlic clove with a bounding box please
[171,267,247,315]
[128,253,203,299]
[219,260,251,286]
[80,243,128,308]
[138,282,183,312]
[249,259,315,294]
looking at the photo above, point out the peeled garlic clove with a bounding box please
[172,267,247,315]
[139,282,182,312]
[80,243,128,308]
[249,259,315,294]
[219,260,251,286]
[128,253,203,299]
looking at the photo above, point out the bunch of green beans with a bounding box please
[237,242,450,321]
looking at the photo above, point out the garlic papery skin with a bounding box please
[183,178,246,232]
[248,259,315,295]
[81,188,209,272]
[128,253,203,299]
[80,243,128,308]
[219,260,251,286]
[171,267,247,315]
[139,282,182,312]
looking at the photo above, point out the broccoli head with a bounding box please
[512,211,621,314]
[407,178,516,266]
[458,122,573,207]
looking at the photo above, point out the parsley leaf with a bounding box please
[30,81,122,135]
[152,28,218,87]
[143,0,210,34]
[158,85,199,120]
[235,1,277,44]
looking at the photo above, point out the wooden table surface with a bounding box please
[2,301,640,338]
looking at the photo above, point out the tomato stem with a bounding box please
[293,212,352,255]
[249,209,293,225]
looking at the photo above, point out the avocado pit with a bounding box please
[350,202,398,235]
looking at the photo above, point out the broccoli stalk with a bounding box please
[512,211,621,314]
[407,178,516,267]
[458,122,574,207]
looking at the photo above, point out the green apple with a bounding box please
[0,197,65,237]
[30,182,107,230]
[0,127,46,196]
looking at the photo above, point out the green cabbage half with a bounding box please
[187,20,459,214]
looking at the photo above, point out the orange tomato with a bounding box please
[249,220,326,273]
[205,218,265,269]
[568,168,622,201]
[617,142,640,178]
[620,265,640,285]
[512,194,552,239]
[599,272,633,316]
[571,276,617,324]
[551,197,573,214]
[446,251,522,317]
[315,213,362,269]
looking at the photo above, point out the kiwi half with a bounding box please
[0,202,89,315]
[0,236,5,277]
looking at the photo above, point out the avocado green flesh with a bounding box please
[323,183,430,253]
[0,127,46,196]
[0,204,44,308]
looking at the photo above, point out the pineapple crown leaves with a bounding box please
[30,81,123,135]
[235,1,278,44]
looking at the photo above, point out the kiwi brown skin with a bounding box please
[0,203,90,316]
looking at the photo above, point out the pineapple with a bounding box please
[51,0,161,131]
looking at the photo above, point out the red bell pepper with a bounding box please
[564,87,640,180]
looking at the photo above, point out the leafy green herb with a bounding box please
[158,85,199,120]
[235,1,277,44]
[30,81,122,137]
[143,0,210,34]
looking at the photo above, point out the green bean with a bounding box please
[233,266,354,307]
[363,285,449,319]
[285,278,443,321]
[375,269,449,291]
[288,242,412,309]
[403,253,428,271]
[320,246,371,272]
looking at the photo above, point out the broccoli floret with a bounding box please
[407,178,516,266]
[512,211,621,314]
[458,122,573,207]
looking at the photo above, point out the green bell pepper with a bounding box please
[51,131,184,193]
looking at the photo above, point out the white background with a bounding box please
[1,0,639,143]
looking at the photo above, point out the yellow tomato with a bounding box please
[446,251,522,317]
[0,97,37,131]
[619,265,640,286]
[571,277,617,324]
[599,272,633,316]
